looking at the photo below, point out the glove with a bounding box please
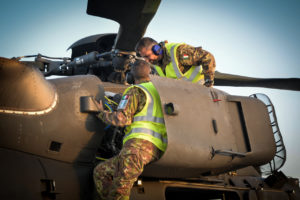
[204,78,214,87]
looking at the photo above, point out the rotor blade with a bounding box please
[87,0,161,52]
[214,71,300,91]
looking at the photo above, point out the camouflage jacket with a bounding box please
[158,43,216,82]
[97,83,147,127]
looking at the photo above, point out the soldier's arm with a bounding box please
[177,44,216,86]
[97,87,143,127]
[97,110,129,127]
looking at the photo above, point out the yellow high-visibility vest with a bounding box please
[123,82,167,152]
[155,43,204,83]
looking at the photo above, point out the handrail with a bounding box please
[250,93,286,175]
[211,147,246,159]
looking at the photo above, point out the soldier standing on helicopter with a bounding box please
[136,37,216,87]
[93,59,167,200]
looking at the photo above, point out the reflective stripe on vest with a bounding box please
[125,127,168,144]
[132,84,165,124]
[122,82,167,152]
[155,43,204,83]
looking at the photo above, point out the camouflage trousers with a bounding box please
[93,138,161,200]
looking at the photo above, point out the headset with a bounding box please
[151,44,163,55]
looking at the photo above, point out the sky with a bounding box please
[0,0,299,179]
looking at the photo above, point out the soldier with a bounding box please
[93,59,167,200]
[136,37,216,87]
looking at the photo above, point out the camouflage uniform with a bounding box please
[97,86,146,127]
[94,138,160,200]
[95,81,162,200]
[158,43,216,86]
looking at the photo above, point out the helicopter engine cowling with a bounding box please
[142,76,276,178]
[0,57,106,164]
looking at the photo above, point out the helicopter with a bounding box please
[1,0,300,199]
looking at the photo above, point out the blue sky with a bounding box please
[1,0,299,178]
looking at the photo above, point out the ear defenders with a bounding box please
[151,44,163,55]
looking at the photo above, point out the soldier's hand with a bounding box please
[94,99,104,112]
[204,79,214,87]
